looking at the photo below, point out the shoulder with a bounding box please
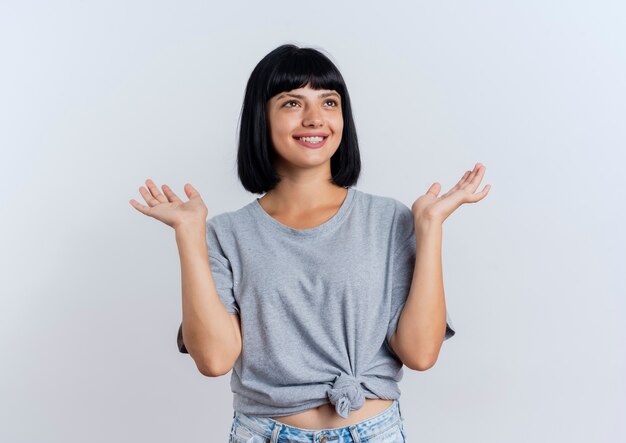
[354,188,412,222]
[357,189,414,249]
[206,200,255,232]
[205,201,254,253]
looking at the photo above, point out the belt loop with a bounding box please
[397,399,404,422]
[349,424,361,443]
[269,421,282,443]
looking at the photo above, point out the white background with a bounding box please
[1,0,624,442]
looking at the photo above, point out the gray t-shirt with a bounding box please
[177,186,455,419]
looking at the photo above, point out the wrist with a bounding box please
[175,219,206,236]
[414,216,443,233]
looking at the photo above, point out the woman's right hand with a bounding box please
[129,179,208,230]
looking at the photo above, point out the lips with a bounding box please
[293,135,328,149]
[292,135,329,139]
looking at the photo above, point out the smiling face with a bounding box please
[266,84,343,173]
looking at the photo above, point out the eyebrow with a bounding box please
[275,91,340,101]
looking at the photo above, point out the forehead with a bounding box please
[272,87,340,101]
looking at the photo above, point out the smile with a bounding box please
[293,136,328,149]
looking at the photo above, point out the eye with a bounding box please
[325,99,339,107]
[283,100,300,108]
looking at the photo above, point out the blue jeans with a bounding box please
[229,399,406,442]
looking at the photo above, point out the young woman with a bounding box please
[130,44,490,442]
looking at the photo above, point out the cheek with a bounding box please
[331,116,344,133]
[271,115,298,135]
[267,125,285,145]
[267,118,295,150]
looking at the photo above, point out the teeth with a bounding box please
[298,136,324,143]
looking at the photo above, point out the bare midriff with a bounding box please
[269,398,394,429]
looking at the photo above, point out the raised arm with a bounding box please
[176,221,242,376]
[129,180,242,376]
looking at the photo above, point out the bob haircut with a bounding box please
[237,43,361,194]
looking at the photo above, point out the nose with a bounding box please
[302,107,324,127]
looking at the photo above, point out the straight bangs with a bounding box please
[263,52,346,103]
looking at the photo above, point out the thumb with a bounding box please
[184,183,200,199]
[426,182,441,197]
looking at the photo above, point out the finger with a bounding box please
[161,184,183,203]
[426,182,441,197]
[456,170,473,189]
[467,184,491,203]
[184,183,201,199]
[129,198,151,215]
[138,186,161,207]
[469,164,486,189]
[145,179,168,204]
[464,163,480,185]
[463,163,486,192]
[457,170,471,186]
[441,171,471,198]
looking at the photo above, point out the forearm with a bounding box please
[394,218,447,369]
[176,222,239,375]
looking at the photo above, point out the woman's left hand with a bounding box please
[411,162,491,224]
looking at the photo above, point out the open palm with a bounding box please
[412,163,491,224]
[129,179,208,229]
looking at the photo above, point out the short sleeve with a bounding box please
[206,252,240,315]
[385,204,456,346]
[176,218,240,354]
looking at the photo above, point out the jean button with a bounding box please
[320,435,327,443]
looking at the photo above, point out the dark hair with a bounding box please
[237,44,361,194]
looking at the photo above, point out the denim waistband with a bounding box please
[233,399,403,443]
